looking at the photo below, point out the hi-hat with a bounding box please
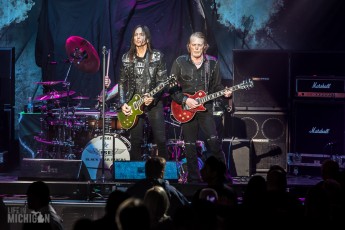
[35,81,66,86]
[65,36,100,74]
[35,91,76,101]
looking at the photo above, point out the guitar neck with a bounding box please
[198,84,241,104]
[136,83,166,107]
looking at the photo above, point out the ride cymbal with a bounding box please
[35,81,66,86]
[65,36,100,74]
[35,91,76,101]
[72,96,90,100]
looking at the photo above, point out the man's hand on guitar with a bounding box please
[185,98,200,109]
[224,88,232,98]
[105,75,111,88]
[143,94,154,106]
[121,103,132,116]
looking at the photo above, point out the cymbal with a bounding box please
[35,91,76,101]
[65,36,100,74]
[72,96,89,100]
[35,81,66,86]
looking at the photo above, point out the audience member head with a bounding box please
[266,165,287,192]
[321,159,339,181]
[26,181,51,211]
[145,156,166,180]
[115,197,150,230]
[144,186,170,224]
[105,190,131,218]
[200,156,226,184]
[242,175,267,209]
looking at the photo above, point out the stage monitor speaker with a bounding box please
[233,49,289,109]
[230,111,288,172]
[223,139,251,177]
[114,161,179,181]
[19,159,87,181]
[291,100,345,155]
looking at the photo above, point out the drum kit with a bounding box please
[32,36,131,181]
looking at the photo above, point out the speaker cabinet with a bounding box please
[231,111,288,172]
[290,51,345,78]
[19,159,86,181]
[233,50,289,109]
[291,100,345,155]
[0,47,15,154]
[0,47,15,105]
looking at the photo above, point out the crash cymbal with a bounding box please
[35,91,76,101]
[65,36,100,74]
[35,81,66,86]
[72,96,89,100]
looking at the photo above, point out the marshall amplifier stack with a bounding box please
[295,76,345,99]
[290,75,345,176]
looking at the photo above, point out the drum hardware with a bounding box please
[166,139,187,183]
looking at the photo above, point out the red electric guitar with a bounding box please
[171,79,254,123]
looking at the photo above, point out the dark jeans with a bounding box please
[181,106,225,182]
[129,101,168,160]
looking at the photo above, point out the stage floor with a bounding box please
[0,167,321,200]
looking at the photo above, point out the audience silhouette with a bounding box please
[126,156,190,216]
[92,190,130,230]
[23,180,64,230]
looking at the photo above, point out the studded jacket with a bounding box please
[118,49,167,108]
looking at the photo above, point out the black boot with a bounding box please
[184,142,201,183]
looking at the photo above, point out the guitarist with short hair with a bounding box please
[116,25,169,161]
[170,32,232,183]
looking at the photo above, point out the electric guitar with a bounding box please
[117,75,177,129]
[171,79,254,123]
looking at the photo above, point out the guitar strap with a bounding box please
[204,56,210,93]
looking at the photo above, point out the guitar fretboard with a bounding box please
[198,84,243,104]
[133,82,168,109]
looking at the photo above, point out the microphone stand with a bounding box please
[100,46,108,183]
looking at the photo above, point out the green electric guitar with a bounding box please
[117,75,177,129]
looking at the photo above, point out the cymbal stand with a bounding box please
[62,52,77,159]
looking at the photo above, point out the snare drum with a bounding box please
[81,134,130,180]
[87,112,123,132]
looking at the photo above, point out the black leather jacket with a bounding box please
[118,49,167,108]
[170,54,224,105]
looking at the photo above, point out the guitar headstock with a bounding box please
[239,79,254,90]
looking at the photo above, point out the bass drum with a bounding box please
[81,134,130,180]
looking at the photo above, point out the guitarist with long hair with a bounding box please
[170,32,232,183]
[116,25,169,161]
